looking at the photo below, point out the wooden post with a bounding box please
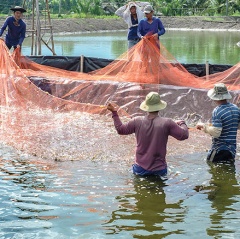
[206,61,209,81]
[35,0,42,55]
[80,55,84,72]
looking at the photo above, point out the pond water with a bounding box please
[1,132,240,238]
[1,30,240,238]
[21,30,240,65]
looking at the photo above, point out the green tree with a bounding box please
[0,0,23,14]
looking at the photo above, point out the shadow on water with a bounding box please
[0,143,239,239]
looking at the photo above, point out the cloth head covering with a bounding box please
[207,83,232,100]
[140,92,167,112]
[129,3,136,9]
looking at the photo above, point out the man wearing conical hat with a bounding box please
[196,83,240,163]
[107,92,189,180]
[0,6,27,50]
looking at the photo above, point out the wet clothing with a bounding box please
[111,111,189,172]
[137,17,165,39]
[207,102,240,162]
[132,164,167,180]
[207,150,234,163]
[0,16,26,49]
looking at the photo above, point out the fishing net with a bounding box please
[0,37,239,159]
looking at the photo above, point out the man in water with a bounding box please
[0,6,27,50]
[196,83,240,163]
[107,92,189,179]
[115,2,146,49]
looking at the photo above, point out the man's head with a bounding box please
[10,6,26,20]
[143,5,154,19]
[207,83,232,102]
[140,92,167,112]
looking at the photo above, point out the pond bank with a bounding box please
[1,16,240,35]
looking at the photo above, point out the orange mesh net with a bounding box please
[0,38,239,158]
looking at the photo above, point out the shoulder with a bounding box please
[19,19,26,25]
[6,16,13,21]
[133,116,145,122]
[153,17,161,21]
[139,18,147,23]
[157,117,175,125]
[229,103,240,109]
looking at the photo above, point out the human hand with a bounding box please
[175,120,186,126]
[16,44,21,48]
[196,122,205,130]
[107,102,119,112]
[152,33,158,40]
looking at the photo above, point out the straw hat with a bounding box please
[10,6,26,13]
[207,83,232,100]
[140,92,167,112]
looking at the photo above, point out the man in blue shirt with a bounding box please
[0,6,26,50]
[115,2,145,49]
[137,5,165,49]
[196,83,240,163]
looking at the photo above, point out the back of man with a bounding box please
[196,83,240,163]
[211,102,240,160]
[131,115,188,171]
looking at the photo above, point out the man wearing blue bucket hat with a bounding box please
[107,92,189,180]
[196,83,240,163]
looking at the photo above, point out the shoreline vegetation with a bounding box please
[0,16,240,35]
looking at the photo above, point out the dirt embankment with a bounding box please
[1,16,240,34]
[48,16,240,34]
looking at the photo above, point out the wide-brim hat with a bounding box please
[10,6,26,13]
[140,92,167,112]
[207,83,232,100]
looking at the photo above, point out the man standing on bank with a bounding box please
[0,6,27,50]
[107,92,189,179]
[196,83,240,163]
[115,2,145,49]
[137,4,165,49]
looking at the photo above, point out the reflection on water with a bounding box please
[1,144,239,238]
[22,31,240,65]
[206,163,240,238]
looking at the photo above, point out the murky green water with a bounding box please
[22,30,240,65]
[1,29,240,238]
[1,143,240,238]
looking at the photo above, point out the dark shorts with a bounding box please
[207,150,235,163]
[132,164,167,180]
